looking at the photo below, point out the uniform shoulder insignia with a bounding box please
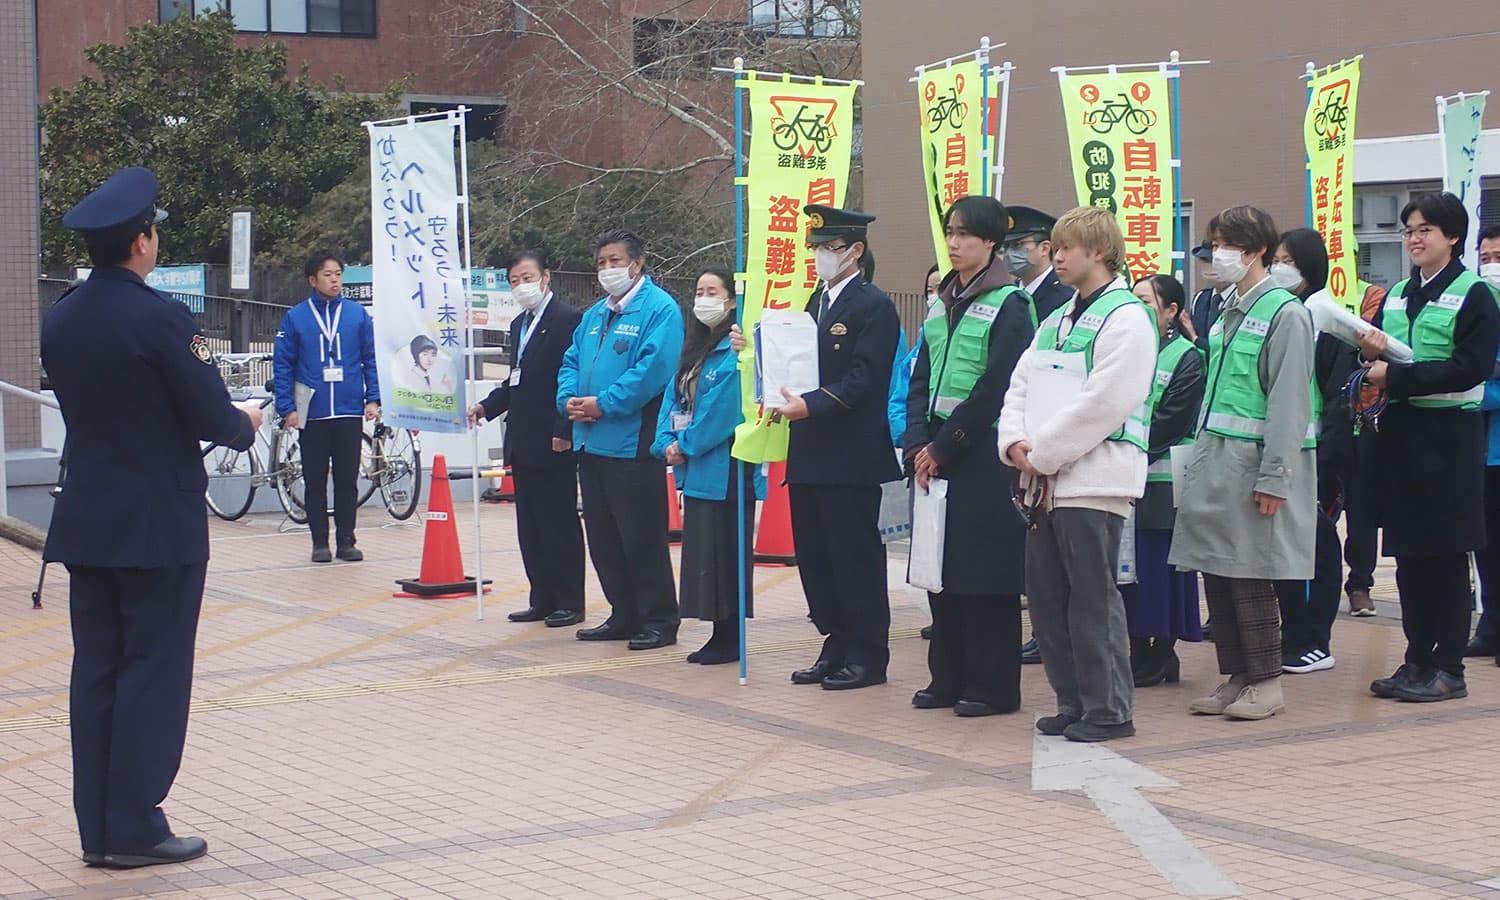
[190,334,213,365]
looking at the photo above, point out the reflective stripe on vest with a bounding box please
[1383,271,1486,409]
[1144,335,1200,483]
[924,285,1024,420]
[1033,287,1154,450]
[1201,286,1321,449]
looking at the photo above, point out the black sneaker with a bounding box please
[1063,720,1135,743]
[1392,669,1468,703]
[335,545,364,562]
[1370,663,1424,698]
[1282,647,1336,674]
[310,547,332,564]
[1035,714,1080,736]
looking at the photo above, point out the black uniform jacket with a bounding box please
[479,297,583,468]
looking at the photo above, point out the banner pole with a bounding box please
[1304,61,1316,228]
[733,56,750,686]
[995,60,1013,200]
[1168,51,1184,282]
[454,107,483,622]
[979,37,990,199]
[1436,94,1451,191]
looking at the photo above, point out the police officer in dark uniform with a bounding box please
[773,205,902,690]
[1003,205,1075,322]
[42,167,260,868]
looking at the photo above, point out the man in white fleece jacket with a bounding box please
[997,206,1158,743]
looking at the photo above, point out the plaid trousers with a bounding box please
[1202,574,1282,682]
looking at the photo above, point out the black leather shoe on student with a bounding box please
[1391,669,1468,702]
[103,836,208,869]
[335,544,363,562]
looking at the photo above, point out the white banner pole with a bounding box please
[454,107,484,621]
[994,60,1014,199]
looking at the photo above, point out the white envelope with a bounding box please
[1024,349,1087,438]
[759,310,820,410]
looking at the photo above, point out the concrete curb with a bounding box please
[0,515,46,552]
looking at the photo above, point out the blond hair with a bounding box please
[1051,206,1127,275]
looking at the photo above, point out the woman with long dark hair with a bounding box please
[652,268,763,665]
[1123,274,1206,686]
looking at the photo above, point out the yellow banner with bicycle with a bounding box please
[917,60,983,275]
[731,76,857,464]
[1058,69,1175,283]
[1304,58,1361,312]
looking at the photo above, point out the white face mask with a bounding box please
[927,291,941,305]
[597,265,635,297]
[814,246,852,282]
[1481,263,1500,290]
[1269,262,1303,291]
[1212,247,1252,285]
[693,298,731,327]
[512,281,545,310]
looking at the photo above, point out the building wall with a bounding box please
[862,0,1500,294]
[2,0,40,447]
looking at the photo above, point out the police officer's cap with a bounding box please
[1005,205,1057,240]
[804,204,875,245]
[1191,240,1213,262]
[62,166,169,240]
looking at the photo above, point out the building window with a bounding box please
[749,0,855,38]
[162,0,375,35]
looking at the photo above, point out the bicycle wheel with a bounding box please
[356,432,379,508]
[1085,108,1112,134]
[203,443,258,521]
[1125,107,1156,135]
[378,429,422,521]
[270,428,309,524]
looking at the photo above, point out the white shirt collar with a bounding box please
[1420,267,1444,288]
[824,270,859,305]
[1024,266,1053,296]
[607,276,646,313]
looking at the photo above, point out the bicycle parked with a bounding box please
[355,417,423,521]
[202,353,307,523]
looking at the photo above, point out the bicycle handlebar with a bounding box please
[201,396,276,457]
[215,352,274,365]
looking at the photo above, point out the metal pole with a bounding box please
[1304,61,1317,228]
[0,393,7,520]
[454,107,484,621]
[733,56,749,686]
[979,37,990,198]
[1169,51,1184,282]
[995,61,1013,199]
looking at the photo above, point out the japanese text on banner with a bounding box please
[916,60,983,274]
[1058,70,1175,283]
[1441,94,1486,271]
[368,118,468,433]
[732,78,857,464]
[1304,59,1361,313]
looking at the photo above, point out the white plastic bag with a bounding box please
[908,478,948,593]
[758,309,820,409]
[878,478,912,544]
[1116,505,1137,585]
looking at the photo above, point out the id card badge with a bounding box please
[509,369,522,387]
[671,412,692,431]
[323,366,344,383]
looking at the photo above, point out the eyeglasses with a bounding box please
[1402,225,1440,240]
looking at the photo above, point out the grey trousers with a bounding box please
[1026,507,1134,725]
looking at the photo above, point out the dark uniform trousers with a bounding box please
[1397,554,1473,676]
[68,562,207,853]
[513,455,584,615]
[1470,466,1500,646]
[577,453,679,632]
[300,416,363,548]
[927,591,1022,709]
[1276,468,1346,654]
[788,483,889,672]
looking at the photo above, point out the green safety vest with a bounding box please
[1201,287,1320,448]
[1145,334,1201,484]
[1033,287,1154,450]
[922,284,1034,420]
[1383,270,1486,409]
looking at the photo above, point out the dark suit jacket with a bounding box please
[787,274,903,486]
[480,296,583,468]
[41,267,255,567]
[1190,287,1225,354]
[1026,268,1075,323]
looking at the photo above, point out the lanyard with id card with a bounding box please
[309,298,344,384]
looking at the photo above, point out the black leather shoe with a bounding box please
[1021,638,1042,665]
[920,625,932,640]
[821,664,886,690]
[310,547,332,564]
[1370,663,1424,698]
[1392,669,1468,702]
[81,852,105,867]
[628,630,677,651]
[577,622,632,641]
[1035,713,1080,735]
[544,610,583,627]
[954,699,1010,717]
[335,545,363,562]
[1464,637,1495,658]
[791,660,837,685]
[912,689,955,709]
[103,836,208,868]
[508,607,547,623]
[1064,720,1135,742]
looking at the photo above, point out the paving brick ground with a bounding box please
[1,500,1498,899]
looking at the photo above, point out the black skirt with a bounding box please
[679,461,756,621]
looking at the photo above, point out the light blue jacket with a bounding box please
[888,333,920,445]
[1484,352,1500,466]
[557,276,684,458]
[651,336,767,501]
[273,295,379,420]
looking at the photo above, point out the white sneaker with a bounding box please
[1283,648,1336,674]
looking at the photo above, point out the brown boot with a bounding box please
[1347,589,1375,617]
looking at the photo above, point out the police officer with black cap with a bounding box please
[42,167,261,868]
[737,204,902,689]
[1004,205,1075,322]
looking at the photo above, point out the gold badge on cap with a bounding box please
[190,334,213,365]
[808,212,825,229]
[829,323,848,335]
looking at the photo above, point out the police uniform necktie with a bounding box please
[816,288,831,323]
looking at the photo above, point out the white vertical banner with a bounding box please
[367,117,468,433]
[1438,91,1488,271]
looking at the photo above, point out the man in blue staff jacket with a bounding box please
[42,167,261,869]
[558,228,685,649]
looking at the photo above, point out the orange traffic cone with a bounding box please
[394,454,493,599]
[666,467,684,544]
[481,470,514,503]
[754,460,796,566]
